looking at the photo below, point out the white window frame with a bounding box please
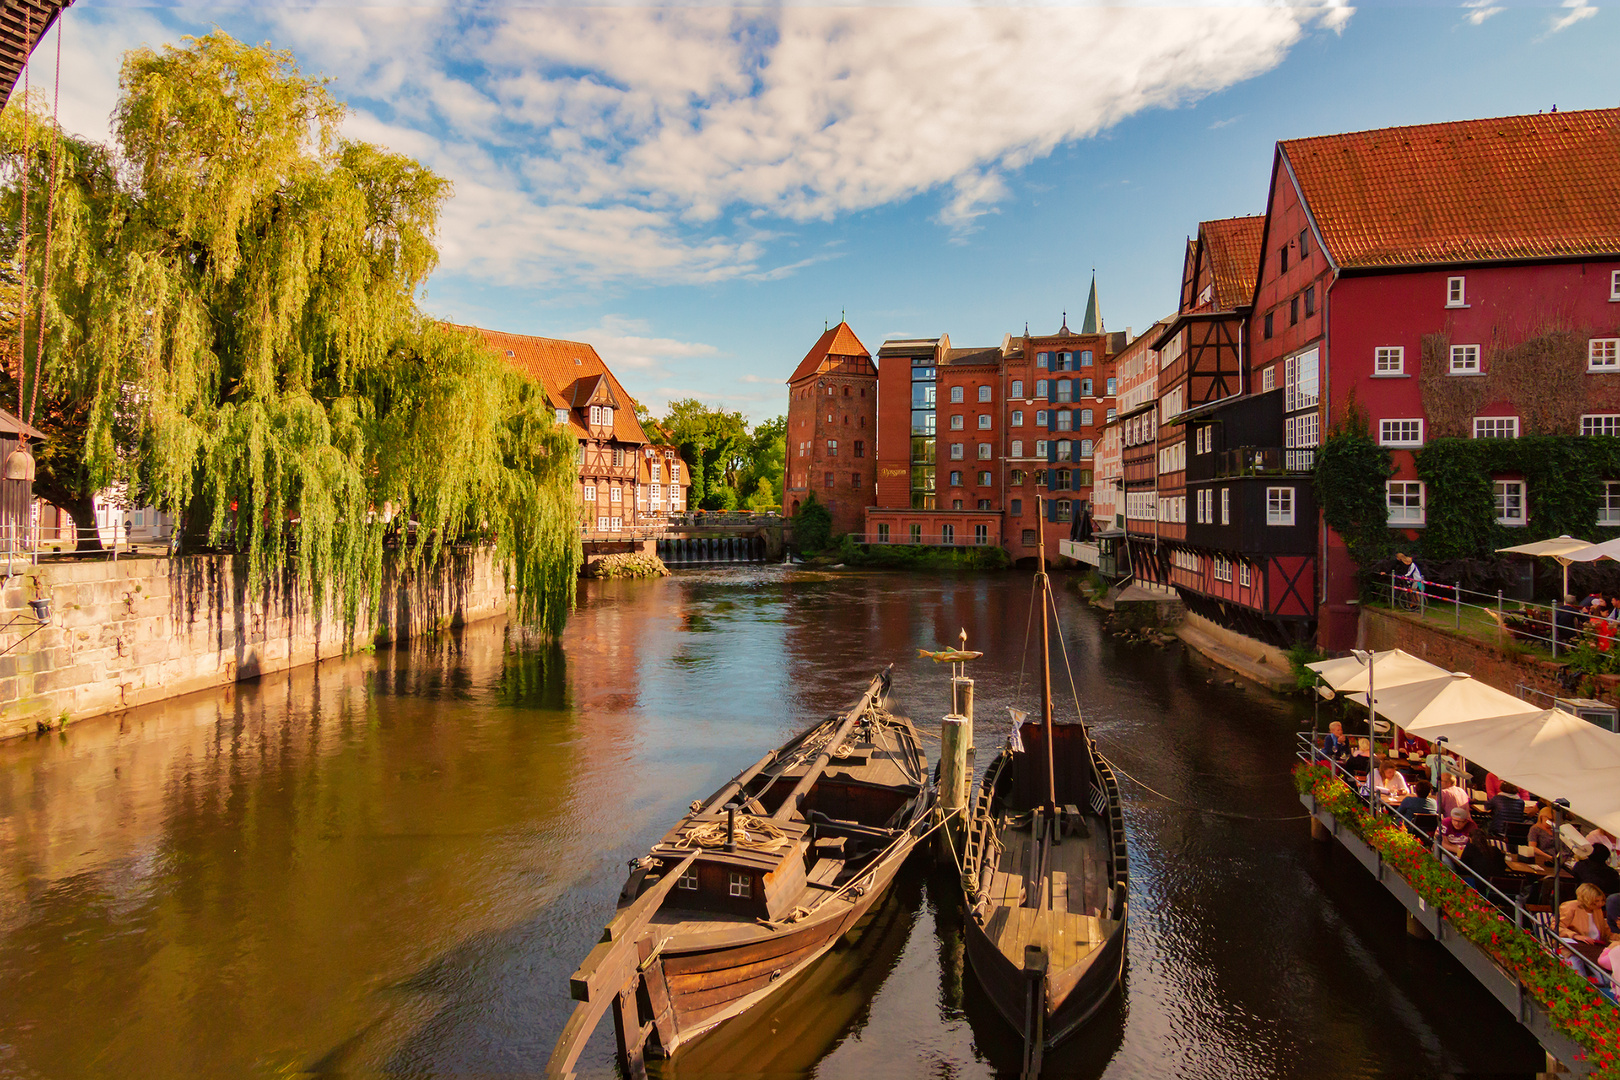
[1012,410,1023,427]
[1494,479,1527,526]
[978,414,992,429]
[1611,269,1620,302]
[1387,480,1426,526]
[1446,276,1466,307]
[977,443,993,460]
[1239,563,1251,588]
[950,443,964,460]
[1266,486,1295,526]
[583,486,597,502]
[950,415,964,430]
[1450,344,1481,374]
[1220,487,1230,526]
[1473,416,1519,440]
[1601,481,1620,527]
[678,867,698,890]
[1011,379,1024,398]
[1374,346,1405,376]
[978,385,992,402]
[1590,338,1620,371]
[1262,366,1276,393]
[1583,415,1620,437]
[950,386,965,403]
[728,871,751,898]
[1379,419,1424,447]
[1011,440,1024,458]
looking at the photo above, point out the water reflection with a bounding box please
[0,566,1547,1079]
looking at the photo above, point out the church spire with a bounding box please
[1080,272,1101,334]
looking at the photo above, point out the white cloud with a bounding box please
[1461,0,1505,25]
[1547,0,1598,33]
[23,4,1353,287]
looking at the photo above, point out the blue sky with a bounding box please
[29,2,1619,422]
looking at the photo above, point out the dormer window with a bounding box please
[555,408,568,425]
[589,405,601,425]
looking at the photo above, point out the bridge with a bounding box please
[581,514,790,569]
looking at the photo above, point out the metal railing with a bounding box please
[1297,734,1617,1003]
[1373,570,1620,660]
[861,531,999,547]
[0,521,175,567]
[1214,446,1315,477]
[666,512,784,527]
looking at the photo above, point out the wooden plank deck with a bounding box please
[981,819,1116,973]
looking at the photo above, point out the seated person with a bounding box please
[1588,826,1620,852]
[1485,772,1503,800]
[1561,883,1613,945]
[1375,759,1411,800]
[1343,739,1372,778]
[1575,844,1620,896]
[1460,827,1506,882]
[1319,721,1351,763]
[1606,890,1620,936]
[1488,781,1528,834]
[1437,772,1471,819]
[1397,780,1437,819]
[1439,806,1476,853]
[1528,805,1564,867]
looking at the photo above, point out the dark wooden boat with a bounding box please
[547,669,933,1079]
[955,504,1129,1078]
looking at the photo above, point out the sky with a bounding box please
[19,1,1619,422]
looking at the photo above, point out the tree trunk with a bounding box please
[60,490,103,552]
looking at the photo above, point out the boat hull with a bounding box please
[961,901,1125,1046]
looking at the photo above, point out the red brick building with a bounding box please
[785,322,878,535]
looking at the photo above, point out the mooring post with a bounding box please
[939,713,969,862]
[1310,815,1331,843]
[951,674,975,784]
[725,803,737,852]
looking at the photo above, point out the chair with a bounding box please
[1410,812,1440,840]
[1503,821,1533,848]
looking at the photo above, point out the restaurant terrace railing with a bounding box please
[1295,732,1619,1005]
[1214,446,1316,478]
[1371,569,1620,662]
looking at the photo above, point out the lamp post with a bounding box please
[1431,735,1450,855]
[1553,797,1572,938]
[1353,649,1378,815]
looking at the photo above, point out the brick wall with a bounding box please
[0,546,507,739]
[1360,606,1565,702]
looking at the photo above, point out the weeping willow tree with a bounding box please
[0,32,581,636]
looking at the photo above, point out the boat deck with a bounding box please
[981,820,1116,972]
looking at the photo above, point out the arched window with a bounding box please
[1036,380,1049,398]
[950,386,965,403]
[1011,379,1024,398]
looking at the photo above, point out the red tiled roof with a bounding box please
[1200,215,1265,309]
[454,323,648,444]
[788,321,872,384]
[1282,108,1620,268]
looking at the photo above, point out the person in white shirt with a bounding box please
[1375,759,1411,801]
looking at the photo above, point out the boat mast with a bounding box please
[1036,496,1056,816]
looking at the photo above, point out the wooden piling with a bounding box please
[1405,911,1432,940]
[939,713,969,862]
[1310,816,1331,842]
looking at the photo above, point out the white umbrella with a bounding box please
[1497,535,1599,599]
[1318,649,1450,695]
[1347,670,1530,734]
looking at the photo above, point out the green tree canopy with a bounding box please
[1,32,580,635]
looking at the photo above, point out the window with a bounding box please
[1279,245,1290,273]
[1081,409,1093,427]
[1299,229,1310,259]
[1473,416,1519,439]
[824,472,834,487]
[977,443,993,460]
[1602,482,1620,526]
[1266,486,1295,526]
[950,443,964,460]
[942,524,955,544]
[910,524,922,544]
[1056,352,1072,371]
[1220,487,1230,526]
[1284,348,1319,412]
[1080,378,1093,397]
[1304,286,1316,317]
[851,472,861,487]
[1035,440,1048,457]
[1056,440,1072,462]
[589,405,601,425]
[555,408,569,425]
[1264,312,1274,340]
[596,515,608,531]
[877,523,890,543]
[949,471,963,486]
[1214,556,1232,583]
[609,486,621,503]
[1011,470,1025,485]
[854,440,864,458]
[1036,380,1049,399]
[1012,410,1023,427]
[1057,380,1074,402]
[1449,344,1481,374]
[978,414,992,429]
[1583,415,1620,436]
[978,471,992,486]
[1106,407,1116,423]
[1447,276,1466,307]
[729,871,752,898]
[1240,563,1251,587]
[827,414,833,423]
[1011,440,1024,457]
[612,446,626,467]
[1289,296,1299,326]
[1375,347,1404,375]
[1004,497,1022,518]
[1262,366,1276,393]
[1056,410,1073,431]
[1081,439,1094,458]
[950,415,964,430]
[670,463,680,482]
[972,523,989,544]
[1035,470,1046,487]
[1011,379,1024,398]
[827,439,839,455]
[1387,480,1426,525]
[678,867,698,890]
[1612,270,1620,302]
[1379,419,1424,447]
[1591,339,1620,371]
[1494,480,1526,525]
[584,485,597,502]
[978,385,992,402]
[1054,469,1071,491]
[1056,500,1073,522]
[949,386,964,403]
[1036,352,1050,369]
[1036,410,1049,427]
[1022,528,1037,545]
[1081,351,1094,367]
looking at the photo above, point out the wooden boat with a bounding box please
[547,668,933,1079]
[954,502,1129,1079]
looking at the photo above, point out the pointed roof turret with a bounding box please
[1080,273,1101,334]
[787,320,875,384]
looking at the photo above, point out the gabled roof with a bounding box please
[1200,215,1265,309]
[788,321,873,384]
[945,347,1000,366]
[1281,108,1620,268]
[456,323,648,444]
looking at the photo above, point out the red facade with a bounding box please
[785,323,878,536]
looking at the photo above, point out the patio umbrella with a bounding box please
[1313,649,1450,695]
[1347,669,1530,734]
[1497,534,1598,600]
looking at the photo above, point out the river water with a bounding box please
[0,566,1544,1079]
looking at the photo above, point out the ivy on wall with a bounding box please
[1419,328,1595,439]
[1314,395,1395,566]
[1414,435,1620,560]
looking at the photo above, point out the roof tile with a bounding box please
[788,322,873,383]
[1200,215,1265,309]
[454,324,649,444]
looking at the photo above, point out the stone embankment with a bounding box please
[0,546,507,739]
[583,552,670,579]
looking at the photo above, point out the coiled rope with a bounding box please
[681,814,795,853]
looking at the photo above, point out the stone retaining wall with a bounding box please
[1360,605,1565,701]
[0,547,508,739]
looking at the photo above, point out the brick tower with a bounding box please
[785,322,878,537]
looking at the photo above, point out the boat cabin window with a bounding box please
[728,871,752,898]
[677,867,698,890]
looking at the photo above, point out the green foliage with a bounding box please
[1314,397,1395,567]
[1286,641,1328,694]
[793,491,832,553]
[1,32,581,636]
[1414,435,1620,560]
[659,401,784,513]
[841,543,1011,571]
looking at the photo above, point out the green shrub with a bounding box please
[792,493,832,554]
[1286,641,1328,694]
